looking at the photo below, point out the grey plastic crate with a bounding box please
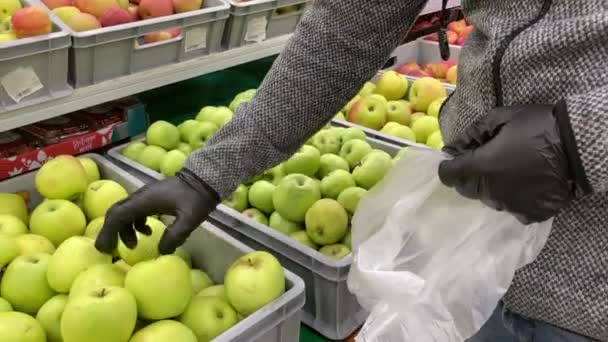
[107,135,405,339]
[0,153,305,342]
[223,0,308,49]
[37,0,230,88]
[0,0,72,112]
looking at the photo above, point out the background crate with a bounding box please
[223,0,307,49]
[0,153,305,342]
[0,0,72,112]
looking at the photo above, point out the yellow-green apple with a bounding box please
[224,251,285,316]
[195,106,217,122]
[334,112,346,121]
[261,164,285,184]
[386,100,412,125]
[289,230,318,249]
[0,193,28,224]
[409,77,447,112]
[43,0,72,9]
[69,264,126,299]
[146,120,180,150]
[0,312,46,342]
[83,180,128,220]
[374,70,408,100]
[337,186,366,215]
[446,65,457,84]
[268,211,301,235]
[339,139,372,168]
[52,6,81,22]
[0,31,16,42]
[206,106,233,128]
[173,247,192,267]
[177,142,192,155]
[113,259,131,273]
[241,208,268,225]
[36,294,67,342]
[0,235,18,268]
[184,121,218,149]
[320,169,355,199]
[117,216,165,265]
[190,269,213,295]
[312,129,341,155]
[228,96,250,113]
[319,244,350,260]
[426,97,446,118]
[130,320,197,342]
[160,150,187,177]
[11,7,51,38]
[47,236,112,293]
[340,127,366,144]
[63,12,101,31]
[116,0,128,8]
[348,96,387,130]
[342,231,352,249]
[178,119,199,140]
[1,253,56,314]
[410,112,426,125]
[282,145,321,177]
[99,6,132,26]
[15,234,55,256]
[74,0,119,17]
[0,0,20,21]
[272,174,321,222]
[411,116,439,143]
[125,255,192,320]
[352,150,392,189]
[84,217,104,239]
[392,148,408,164]
[0,214,27,236]
[179,296,238,341]
[78,157,100,184]
[380,122,416,142]
[137,145,167,171]
[370,94,388,106]
[357,81,376,96]
[122,141,146,161]
[30,199,87,247]
[223,184,248,212]
[35,155,89,201]
[248,180,275,214]
[138,0,174,18]
[305,199,348,245]
[197,284,226,300]
[172,0,200,13]
[317,154,349,179]
[426,131,444,150]
[61,286,137,342]
[0,298,11,312]
[342,95,361,113]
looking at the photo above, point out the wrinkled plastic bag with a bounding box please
[347,146,553,342]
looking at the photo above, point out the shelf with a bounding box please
[0,35,291,133]
[420,0,461,15]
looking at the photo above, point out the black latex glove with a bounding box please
[438,102,591,223]
[95,169,219,255]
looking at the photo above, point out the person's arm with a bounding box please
[185,0,429,199]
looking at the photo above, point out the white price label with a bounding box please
[245,16,268,43]
[1,67,43,103]
[185,27,207,52]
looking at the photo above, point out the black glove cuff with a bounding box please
[553,99,592,196]
[177,169,221,205]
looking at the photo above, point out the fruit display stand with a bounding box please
[0,153,306,342]
[0,0,72,112]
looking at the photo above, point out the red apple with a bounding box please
[11,7,52,38]
[447,19,466,35]
[126,3,138,19]
[447,30,458,44]
[43,0,73,9]
[396,62,421,76]
[99,6,132,26]
[138,0,173,19]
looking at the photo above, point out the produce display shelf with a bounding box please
[0,34,291,133]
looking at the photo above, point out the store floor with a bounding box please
[300,325,335,342]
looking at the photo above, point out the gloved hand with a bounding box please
[95,169,219,255]
[438,102,591,223]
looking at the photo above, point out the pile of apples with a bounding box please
[0,2,54,44]
[337,71,446,150]
[395,60,457,85]
[424,19,473,46]
[0,154,286,342]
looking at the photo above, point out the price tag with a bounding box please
[185,27,207,52]
[245,16,268,43]
[1,67,43,103]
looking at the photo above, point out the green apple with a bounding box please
[319,244,351,259]
[61,286,137,342]
[191,269,214,295]
[229,96,250,113]
[410,112,426,125]
[0,193,28,224]
[36,294,67,342]
[342,231,352,249]
[305,199,348,245]
[288,230,318,250]
[312,130,341,155]
[137,145,167,172]
[339,139,372,168]
[69,264,126,299]
[179,296,238,342]
[375,71,408,100]
[334,112,346,121]
[337,187,367,214]
[196,284,226,300]
[241,208,268,225]
[393,148,408,164]
[83,180,128,220]
[347,96,387,130]
[283,145,321,177]
[409,77,447,112]
[125,255,192,320]
[178,120,200,141]
[386,100,412,125]
[196,106,217,122]
[352,150,392,189]
[30,199,86,247]
[268,211,301,235]
[35,155,89,201]
[318,154,349,179]
[262,164,285,184]
[78,157,100,184]
[224,251,285,316]
[0,235,18,268]
[185,122,218,149]
[177,142,193,156]
[47,236,112,293]
[118,216,166,266]
[411,116,440,143]
[122,141,147,161]
[426,130,444,150]
[0,214,27,236]
[84,217,104,239]
[248,180,275,214]
[380,122,416,142]
[174,247,193,267]
[146,120,180,150]
[358,81,376,96]
[340,127,366,144]
[15,234,55,256]
[207,106,233,128]
[160,150,187,177]
[130,320,197,342]
[223,184,249,212]
[0,311,45,342]
[1,253,55,314]
[426,97,446,118]
[343,95,361,113]
[0,297,12,312]
[272,174,321,223]
[0,0,20,22]
[114,259,131,273]
[320,169,356,199]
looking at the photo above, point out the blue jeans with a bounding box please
[467,302,596,342]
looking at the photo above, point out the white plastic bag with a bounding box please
[347,146,553,342]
